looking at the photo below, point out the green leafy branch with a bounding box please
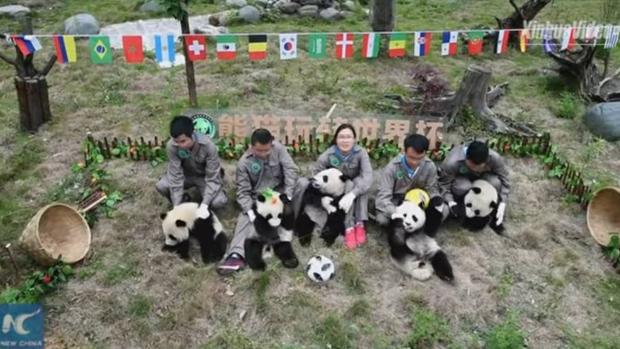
[0,261,74,304]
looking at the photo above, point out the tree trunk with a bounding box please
[370,0,394,32]
[447,65,535,135]
[180,12,198,108]
[495,0,552,43]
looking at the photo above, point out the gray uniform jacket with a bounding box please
[236,141,299,213]
[165,133,224,206]
[439,144,510,202]
[376,155,441,216]
[313,145,373,196]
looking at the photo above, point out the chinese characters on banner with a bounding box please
[215,114,443,150]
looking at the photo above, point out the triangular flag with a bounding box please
[53,35,76,63]
[248,34,268,61]
[122,35,144,63]
[154,34,176,63]
[335,33,354,59]
[12,35,42,56]
[413,32,431,57]
[279,33,297,60]
[185,35,207,61]
[585,25,600,46]
[467,31,484,56]
[604,25,620,49]
[361,33,380,58]
[308,33,327,59]
[543,29,556,53]
[216,35,237,61]
[560,27,575,51]
[88,36,112,64]
[496,30,510,54]
[441,31,458,56]
[389,32,407,58]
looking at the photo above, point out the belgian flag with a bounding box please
[248,34,268,61]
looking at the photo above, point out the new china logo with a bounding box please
[0,304,43,349]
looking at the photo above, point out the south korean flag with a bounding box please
[279,33,297,60]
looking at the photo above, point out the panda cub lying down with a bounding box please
[245,189,299,271]
[160,202,228,264]
[388,198,454,282]
[458,179,505,234]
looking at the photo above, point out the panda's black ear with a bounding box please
[419,201,426,210]
[257,193,266,202]
[490,201,498,209]
[160,213,167,220]
[472,187,482,194]
[175,220,187,228]
[340,174,350,182]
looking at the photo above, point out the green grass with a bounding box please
[128,294,152,318]
[253,270,271,313]
[313,313,357,349]
[201,328,257,349]
[340,259,366,294]
[407,305,451,349]
[484,312,526,349]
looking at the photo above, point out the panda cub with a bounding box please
[160,202,228,263]
[389,198,454,282]
[295,168,348,247]
[245,190,299,271]
[459,179,504,234]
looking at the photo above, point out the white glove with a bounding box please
[247,210,256,223]
[448,201,458,215]
[197,203,210,219]
[390,212,402,220]
[496,202,506,226]
[321,196,337,214]
[338,192,356,213]
[435,203,446,214]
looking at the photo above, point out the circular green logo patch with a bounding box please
[395,169,404,180]
[329,155,341,167]
[191,113,216,138]
[177,148,191,159]
[250,161,262,174]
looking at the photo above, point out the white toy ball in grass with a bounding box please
[305,255,335,283]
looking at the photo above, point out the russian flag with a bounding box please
[12,35,42,56]
[155,34,176,63]
[414,32,432,57]
[441,31,458,56]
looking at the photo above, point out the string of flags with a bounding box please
[4,26,620,66]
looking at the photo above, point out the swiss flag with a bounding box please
[122,35,144,63]
[184,35,207,61]
[335,33,354,59]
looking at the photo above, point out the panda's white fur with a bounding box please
[245,191,298,270]
[460,179,504,233]
[295,168,348,246]
[160,202,227,263]
[389,201,454,282]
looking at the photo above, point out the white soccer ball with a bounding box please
[305,255,335,283]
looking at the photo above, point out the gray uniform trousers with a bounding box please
[451,173,501,198]
[156,175,228,209]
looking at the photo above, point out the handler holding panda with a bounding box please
[438,140,510,226]
[156,116,228,210]
[292,124,373,250]
[375,134,447,227]
[217,129,299,276]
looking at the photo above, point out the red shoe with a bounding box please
[344,227,357,250]
[217,254,246,276]
[354,223,366,246]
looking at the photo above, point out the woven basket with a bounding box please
[19,203,91,266]
[587,187,620,246]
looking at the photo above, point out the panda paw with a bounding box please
[321,197,336,214]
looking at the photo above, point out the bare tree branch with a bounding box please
[0,51,16,66]
[40,54,56,77]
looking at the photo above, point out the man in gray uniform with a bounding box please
[438,140,510,225]
[217,128,299,275]
[375,134,445,226]
[156,116,227,210]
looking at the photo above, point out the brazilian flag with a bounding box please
[89,36,112,64]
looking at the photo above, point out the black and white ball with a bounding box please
[305,255,335,283]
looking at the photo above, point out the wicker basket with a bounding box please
[19,203,91,266]
[587,187,620,246]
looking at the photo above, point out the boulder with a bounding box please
[238,5,261,23]
[298,5,318,17]
[319,7,342,21]
[584,102,620,141]
[226,0,247,8]
[343,0,356,11]
[276,0,301,14]
[0,5,30,18]
[64,13,100,35]
[137,0,163,13]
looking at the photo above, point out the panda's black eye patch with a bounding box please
[413,216,418,222]
[168,234,177,241]
[323,175,328,183]
[266,214,272,220]
[466,203,472,208]
[277,213,283,219]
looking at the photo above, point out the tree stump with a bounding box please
[370,0,394,32]
[15,76,52,132]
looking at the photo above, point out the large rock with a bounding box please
[276,0,300,14]
[319,7,342,21]
[343,0,356,11]
[138,0,163,13]
[0,5,30,18]
[64,13,100,35]
[193,24,229,36]
[238,5,260,23]
[226,0,247,8]
[584,102,620,141]
[299,0,321,5]
[208,10,237,26]
[255,0,270,8]
[298,5,318,17]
